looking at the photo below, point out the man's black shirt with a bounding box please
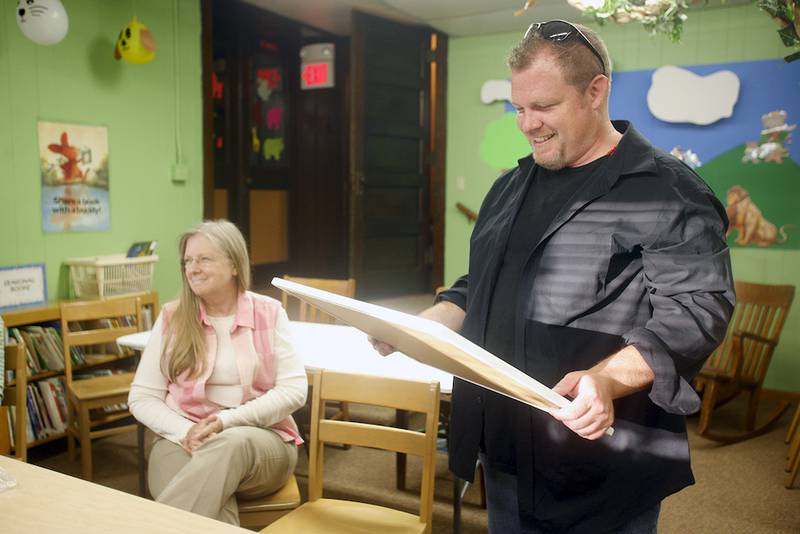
[482,155,609,473]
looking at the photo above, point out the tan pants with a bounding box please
[148,426,297,525]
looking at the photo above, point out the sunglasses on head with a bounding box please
[524,19,606,76]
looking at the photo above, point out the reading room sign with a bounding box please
[0,263,47,312]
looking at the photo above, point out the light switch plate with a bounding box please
[171,163,188,183]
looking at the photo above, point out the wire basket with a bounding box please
[64,254,158,298]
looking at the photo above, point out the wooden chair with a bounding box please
[1,343,28,461]
[60,296,145,480]
[786,403,800,488]
[281,275,357,440]
[280,275,356,323]
[238,474,302,528]
[695,281,795,443]
[260,370,441,534]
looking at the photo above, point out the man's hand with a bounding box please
[369,300,466,356]
[369,337,396,356]
[549,372,615,440]
[548,345,655,440]
[180,414,223,454]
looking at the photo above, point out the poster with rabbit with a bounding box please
[38,121,110,233]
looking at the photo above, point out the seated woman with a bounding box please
[129,219,307,525]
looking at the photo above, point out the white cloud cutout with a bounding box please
[647,66,740,126]
[481,79,511,104]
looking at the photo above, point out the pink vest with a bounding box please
[162,291,302,445]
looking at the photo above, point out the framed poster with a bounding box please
[0,263,47,312]
[38,121,110,233]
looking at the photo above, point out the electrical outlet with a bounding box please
[456,175,465,191]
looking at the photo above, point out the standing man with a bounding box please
[375,20,734,533]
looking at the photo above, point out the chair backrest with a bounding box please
[306,370,440,531]
[280,276,356,324]
[59,296,143,385]
[1,343,27,460]
[705,281,795,384]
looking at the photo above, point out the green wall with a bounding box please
[0,0,203,304]
[445,4,800,391]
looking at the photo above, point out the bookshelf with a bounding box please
[1,291,158,458]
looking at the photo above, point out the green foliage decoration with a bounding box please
[757,0,800,62]
[571,0,799,57]
[574,0,691,42]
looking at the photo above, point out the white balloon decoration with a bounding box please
[16,0,69,46]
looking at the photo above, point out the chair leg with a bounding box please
[787,432,800,488]
[697,380,719,437]
[67,431,76,461]
[67,398,77,461]
[137,422,146,497]
[78,403,93,481]
[396,409,408,490]
[745,388,760,432]
[789,430,800,471]
[786,404,800,445]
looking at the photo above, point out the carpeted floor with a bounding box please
[24,395,800,533]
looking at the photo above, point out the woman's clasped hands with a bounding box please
[180,414,224,455]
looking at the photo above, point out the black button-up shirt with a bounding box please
[439,122,735,533]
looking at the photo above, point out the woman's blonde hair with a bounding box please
[162,219,251,381]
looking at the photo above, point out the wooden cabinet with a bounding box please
[1,291,157,459]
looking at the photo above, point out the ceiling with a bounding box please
[242,0,585,37]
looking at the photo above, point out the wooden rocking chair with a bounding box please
[695,281,795,443]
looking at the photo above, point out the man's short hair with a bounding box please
[507,22,612,90]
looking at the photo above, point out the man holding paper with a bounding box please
[375,21,733,534]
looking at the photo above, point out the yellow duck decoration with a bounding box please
[114,16,156,64]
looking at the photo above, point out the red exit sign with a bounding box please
[301,63,330,87]
[300,43,335,90]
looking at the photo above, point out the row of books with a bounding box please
[8,323,84,376]
[6,314,141,379]
[5,369,131,447]
[6,377,68,445]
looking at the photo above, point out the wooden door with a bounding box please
[206,1,294,283]
[204,0,349,291]
[350,12,433,299]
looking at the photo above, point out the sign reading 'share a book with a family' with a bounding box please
[38,121,110,233]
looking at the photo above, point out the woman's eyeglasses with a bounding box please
[181,255,220,268]
[524,19,606,76]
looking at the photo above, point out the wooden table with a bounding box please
[118,322,454,393]
[0,456,249,533]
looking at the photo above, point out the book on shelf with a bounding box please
[37,379,66,433]
[26,386,43,442]
[10,328,42,375]
[142,306,154,330]
[30,385,55,437]
[24,326,64,372]
[126,240,158,258]
[5,406,14,446]
[23,377,69,443]
[5,404,33,447]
